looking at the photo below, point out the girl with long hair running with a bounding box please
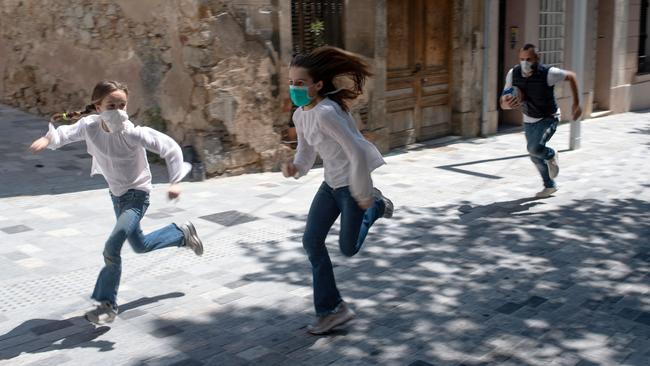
[282,47,394,335]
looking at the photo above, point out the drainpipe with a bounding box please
[481,0,492,137]
[570,0,587,150]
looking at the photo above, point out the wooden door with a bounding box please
[386,0,452,149]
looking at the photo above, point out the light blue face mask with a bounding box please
[289,85,313,107]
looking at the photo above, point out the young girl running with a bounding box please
[30,80,204,324]
[282,47,394,335]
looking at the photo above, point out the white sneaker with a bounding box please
[535,187,558,198]
[373,188,394,218]
[547,152,559,179]
[85,302,117,325]
[307,301,356,335]
[180,221,203,256]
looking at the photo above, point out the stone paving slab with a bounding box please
[0,103,649,365]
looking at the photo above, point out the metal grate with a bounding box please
[538,0,565,67]
[291,0,345,55]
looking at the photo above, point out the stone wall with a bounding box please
[0,0,293,176]
[450,0,484,137]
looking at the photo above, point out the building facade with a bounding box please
[280,0,650,151]
[0,0,647,176]
[494,0,650,127]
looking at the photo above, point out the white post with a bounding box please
[570,0,587,150]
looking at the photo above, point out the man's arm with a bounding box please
[564,71,582,120]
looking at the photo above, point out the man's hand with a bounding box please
[572,103,582,120]
[168,184,181,200]
[281,162,299,178]
[30,137,50,153]
[500,95,521,110]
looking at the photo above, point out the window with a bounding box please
[639,0,650,73]
[291,0,344,55]
[538,0,565,67]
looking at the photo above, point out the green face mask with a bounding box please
[290,85,313,107]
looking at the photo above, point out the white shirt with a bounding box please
[45,115,191,196]
[504,66,567,123]
[292,98,385,201]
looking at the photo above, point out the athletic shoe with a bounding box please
[307,301,356,335]
[535,187,558,198]
[85,302,117,325]
[373,188,394,218]
[180,221,204,256]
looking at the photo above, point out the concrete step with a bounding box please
[590,109,612,118]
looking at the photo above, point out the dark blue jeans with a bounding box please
[302,182,385,316]
[524,117,558,188]
[91,189,184,308]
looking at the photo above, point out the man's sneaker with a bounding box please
[85,302,117,325]
[373,188,394,218]
[180,222,203,256]
[547,152,559,179]
[535,187,558,198]
[307,301,356,335]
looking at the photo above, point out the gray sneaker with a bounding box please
[180,222,204,256]
[535,187,558,198]
[373,188,394,218]
[547,152,559,179]
[307,301,356,335]
[85,302,117,325]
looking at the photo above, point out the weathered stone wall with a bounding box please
[450,0,484,137]
[0,0,293,176]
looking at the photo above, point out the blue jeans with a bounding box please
[91,189,185,308]
[524,117,558,188]
[302,182,385,316]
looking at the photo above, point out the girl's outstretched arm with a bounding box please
[31,119,87,153]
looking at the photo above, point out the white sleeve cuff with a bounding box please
[171,162,192,184]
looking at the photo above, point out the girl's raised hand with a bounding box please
[168,184,182,200]
[30,137,50,153]
[281,162,298,178]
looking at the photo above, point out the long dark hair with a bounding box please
[50,80,129,123]
[290,46,372,112]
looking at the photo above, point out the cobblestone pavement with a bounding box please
[0,104,649,366]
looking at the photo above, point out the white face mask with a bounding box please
[520,61,534,75]
[100,109,129,133]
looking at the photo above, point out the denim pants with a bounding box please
[91,189,185,308]
[302,182,386,316]
[524,117,559,188]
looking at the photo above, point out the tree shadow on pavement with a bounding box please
[0,292,184,361]
[630,126,650,135]
[628,121,650,150]
[129,196,650,365]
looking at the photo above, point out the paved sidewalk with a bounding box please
[0,104,649,366]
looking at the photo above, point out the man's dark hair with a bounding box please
[522,43,537,51]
